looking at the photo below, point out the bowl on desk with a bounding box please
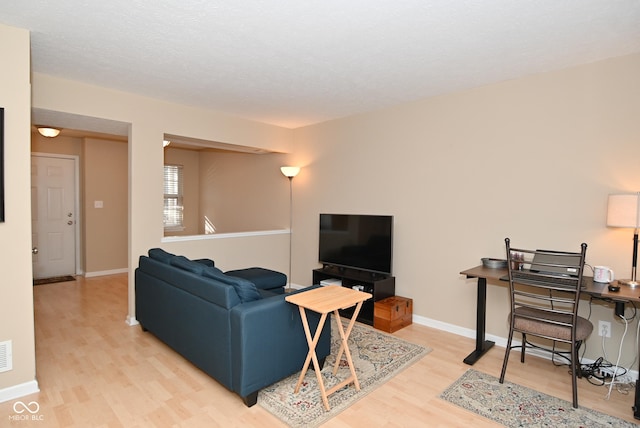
[481,258,508,269]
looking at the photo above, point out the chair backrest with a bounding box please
[504,238,588,344]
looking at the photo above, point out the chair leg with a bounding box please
[500,329,514,383]
[570,342,579,408]
[575,341,584,379]
[520,333,526,363]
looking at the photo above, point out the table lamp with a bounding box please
[607,192,640,287]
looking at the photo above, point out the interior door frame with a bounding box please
[31,152,82,276]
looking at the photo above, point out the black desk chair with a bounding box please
[500,238,592,408]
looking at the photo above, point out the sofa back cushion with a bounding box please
[170,255,208,275]
[224,267,286,291]
[203,267,263,303]
[193,258,215,268]
[148,248,175,264]
[138,256,241,309]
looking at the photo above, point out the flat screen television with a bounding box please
[319,214,393,275]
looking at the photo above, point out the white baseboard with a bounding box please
[412,314,639,380]
[84,268,129,278]
[0,380,39,404]
[125,315,139,326]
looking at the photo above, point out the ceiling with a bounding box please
[2,1,640,132]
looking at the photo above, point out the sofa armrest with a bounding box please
[230,287,331,399]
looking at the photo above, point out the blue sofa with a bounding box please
[134,248,331,406]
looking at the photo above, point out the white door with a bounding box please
[31,155,77,279]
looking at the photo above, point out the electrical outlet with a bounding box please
[598,320,611,338]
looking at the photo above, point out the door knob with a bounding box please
[67,221,73,225]
[32,247,38,254]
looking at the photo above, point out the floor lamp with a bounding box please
[281,166,300,290]
[607,192,640,287]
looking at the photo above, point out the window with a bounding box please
[164,164,184,230]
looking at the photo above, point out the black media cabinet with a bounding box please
[312,266,395,326]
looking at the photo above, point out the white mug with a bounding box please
[593,266,615,283]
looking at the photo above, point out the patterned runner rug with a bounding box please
[259,317,431,427]
[440,369,636,427]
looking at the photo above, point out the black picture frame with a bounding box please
[0,107,4,222]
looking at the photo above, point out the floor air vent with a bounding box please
[0,340,12,373]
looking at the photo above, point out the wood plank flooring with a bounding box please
[1,273,637,426]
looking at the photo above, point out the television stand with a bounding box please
[312,266,395,326]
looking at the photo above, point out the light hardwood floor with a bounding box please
[1,273,637,426]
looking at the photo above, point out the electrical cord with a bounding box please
[580,357,622,386]
[580,296,638,394]
[593,297,639,372]
[606,313,628,399]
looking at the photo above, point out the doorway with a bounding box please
[31,154,79,279]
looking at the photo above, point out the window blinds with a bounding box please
[163,164,183,228]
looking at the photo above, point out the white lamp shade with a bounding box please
[280,166,300,178]
[37,127,61,138]
[607,193,640,228]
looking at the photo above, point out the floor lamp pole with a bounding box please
[280,166,300,290]
[287,176,293,290]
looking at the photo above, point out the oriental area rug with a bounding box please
[440,369,636,427]
[258,317,430,427]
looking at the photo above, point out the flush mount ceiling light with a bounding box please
[37,126,61,138]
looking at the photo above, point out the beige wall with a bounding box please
[198,151,290,233]
[162,231,290,273]
[32,133,82,156]
[0,25,37,396]
[292,53,640,363]
[83,138,128,274]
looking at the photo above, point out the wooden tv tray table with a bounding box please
[285,286,372,410]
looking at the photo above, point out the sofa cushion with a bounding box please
[138,256,241,309]
[148,248,175,264]
[225,267,287,291]
[170,255,207,275]
[193,258,215,268]
[203,267,262,303]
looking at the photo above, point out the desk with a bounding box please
[460,265,636,364]
[285,286,371,411]
[460,265,640,419]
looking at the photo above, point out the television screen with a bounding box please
[319,214,393,275]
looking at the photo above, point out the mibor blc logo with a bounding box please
[9,400,44,421]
